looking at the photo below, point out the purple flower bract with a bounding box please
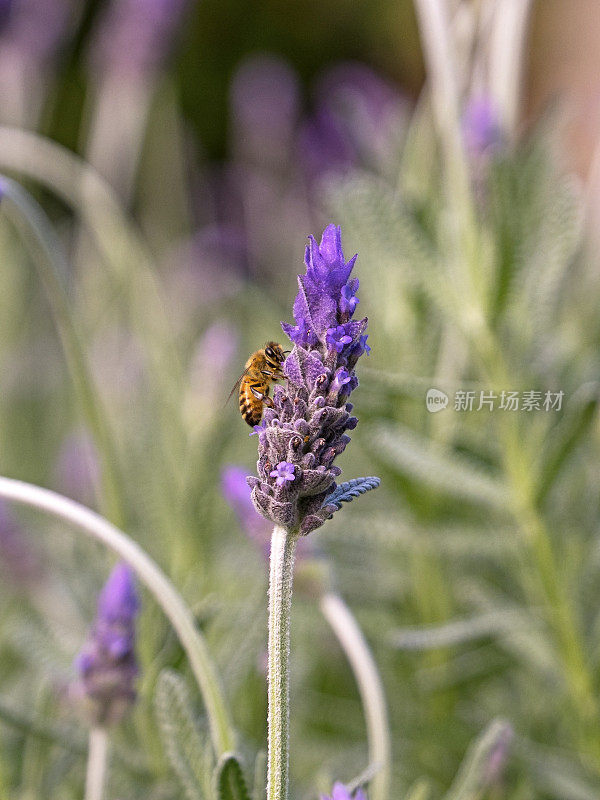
[321,782,367,800]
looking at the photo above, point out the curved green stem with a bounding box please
[0,176,124,526]
[267,525,299,800]
[85,728,109,800]
[0,476,236,757]
[320,592,392,800]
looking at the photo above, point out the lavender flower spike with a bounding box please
[321,782,367,800]
[248,224,378,536]
[74,563,139,727]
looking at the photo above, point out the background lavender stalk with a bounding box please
[85,0,189,200]
[76,563,139,800]
[85,727,109,800]
[74,563,139,727]
[0,0,74,127]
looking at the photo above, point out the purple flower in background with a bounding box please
[483,722,514,784]
[0,0,13,32]
[222,465,272,557]
[0,0,71,64]
[462,96,504,157]
[54,429,100,508]
[191,322,237,382]
[0,499,43,588]
[73,563,139,726]
[321,782,367,800]
[222,465,315,562]
[88,0,189,77]
[230,54,300,165]
[185,321,238,414]
[298,110,356,186]
[165,224,248,326]
[299,62,407,185]
[248,224,372,536]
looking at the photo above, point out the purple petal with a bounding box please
[98,563,139,624]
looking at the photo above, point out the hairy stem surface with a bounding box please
[267,525,299,800]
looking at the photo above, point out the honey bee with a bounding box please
[228,342,287,426]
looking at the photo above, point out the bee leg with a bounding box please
[261,369,285,380]
[250,386,275,407]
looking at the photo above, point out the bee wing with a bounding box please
[225,367,252,406]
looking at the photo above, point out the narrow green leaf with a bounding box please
[154,669,208,800]
[388,609,528,651]
[536,384,599,505]
[444,719,513,800]
[215,753,251,800]
[370,423,510,511]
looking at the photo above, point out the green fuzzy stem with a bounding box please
[267,525,299,800]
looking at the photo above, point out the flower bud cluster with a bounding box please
[248,225,369,535]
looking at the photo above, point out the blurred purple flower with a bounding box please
[0,0,71,64]
[299,62,406,185]
[298,110,356,186]
[462,96,504,157]
[186,321,238,413]
[321,782,367,800]
[0,499,44,588]
[54,429,100,508]
[0,0,13,32]
[165,224,248,326]
[230,54,300,166]
[222,465,272,557]
[73,563,139,727]
[222,465,314,561]
[88,0,189,78]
